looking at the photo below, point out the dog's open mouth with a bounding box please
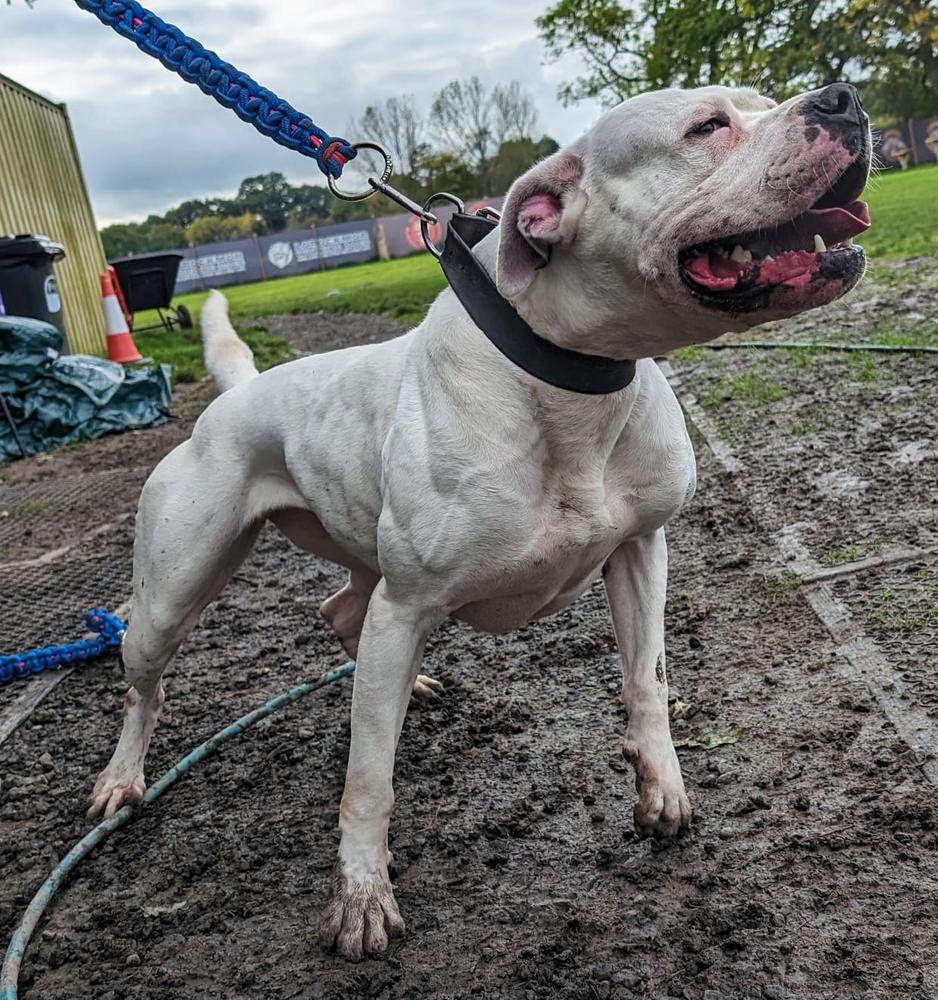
[679,158,870,306]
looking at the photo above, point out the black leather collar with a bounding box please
[439,212,637,395]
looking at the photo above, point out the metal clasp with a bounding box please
[327,141,437,224]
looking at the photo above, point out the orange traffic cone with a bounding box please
[100,272,142,363]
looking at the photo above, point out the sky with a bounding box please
[0,0,604,225]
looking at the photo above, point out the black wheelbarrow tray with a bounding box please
[109,252,193,333]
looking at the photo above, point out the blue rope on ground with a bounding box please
[0,610,126,685]
[72,0,356,179]
[0,659,356,999]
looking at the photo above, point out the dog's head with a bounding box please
[496,83,872,357]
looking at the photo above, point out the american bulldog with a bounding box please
[88,82,871,959]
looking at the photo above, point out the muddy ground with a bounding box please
[1,267,937,999]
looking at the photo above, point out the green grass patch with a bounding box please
[701,371,785,408]
[862,164,938,261]
[134,323,294,384]
[867,577,938,635]
[761,571,801,604]
[778,345,829,368]
[131,255,446,381]
[844,350,879,382]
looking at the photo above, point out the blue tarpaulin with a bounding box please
[0,316,171,463]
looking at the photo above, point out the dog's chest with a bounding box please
[453,465,684,632]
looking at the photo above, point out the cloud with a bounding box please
[0,0,603,224]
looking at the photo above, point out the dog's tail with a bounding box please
[200,289,258,392]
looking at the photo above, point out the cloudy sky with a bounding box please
[1,1,603,225]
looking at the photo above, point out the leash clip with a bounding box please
[327,141,438,224]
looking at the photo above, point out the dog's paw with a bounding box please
[319,864,405,960]
[413,674,444,699]
[623,736,692,839]
[87,767,145,820]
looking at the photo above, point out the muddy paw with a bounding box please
[413,674,444,699]
[87,768,145,820]
[319,866,405,960]
[624,739,692,839]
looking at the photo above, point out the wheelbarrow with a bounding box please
[109,252,193,333]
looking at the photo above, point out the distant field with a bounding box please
[134,163,936,380]
[862,162,937,260]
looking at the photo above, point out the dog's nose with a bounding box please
[808,83,864,128]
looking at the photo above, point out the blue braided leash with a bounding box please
[72,0,356,179]
[0,610,126,685]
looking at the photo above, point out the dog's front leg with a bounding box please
[603,529,692,838]
[320,580,440,960]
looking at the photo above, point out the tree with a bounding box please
[184,212,258,246]
[352,95,428,180]
[537,0,938,112]
[288,184,332,227]
[100,220,186,258]
[234,172,295,232]
[430,77,541,195]
[414,151,477,199]
[487,136,561,195]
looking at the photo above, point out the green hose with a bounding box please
[1,660,356,999]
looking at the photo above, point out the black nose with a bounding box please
[808,83,864,128]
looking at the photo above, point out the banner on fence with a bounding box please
[169,219,376,294]
[114,197,505,296]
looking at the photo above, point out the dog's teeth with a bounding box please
[764,254,774,262]
[844,237,853,247]
[730,244,752,264]
[814,233,827,253]
[716,247,729,257]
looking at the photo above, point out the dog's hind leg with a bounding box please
[320,571,443,699]
[88,442,261,819]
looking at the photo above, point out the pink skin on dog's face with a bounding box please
[666,87,872,320]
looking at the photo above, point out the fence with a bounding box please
[160,197,505,295]
[874,116,938,169]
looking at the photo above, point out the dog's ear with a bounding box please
[496,151,587,300]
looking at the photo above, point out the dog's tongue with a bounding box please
[802,200,870,244]
[683,252,747,291]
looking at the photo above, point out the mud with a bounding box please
[2,299,938,999]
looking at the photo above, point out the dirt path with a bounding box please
[2,299,937,1000]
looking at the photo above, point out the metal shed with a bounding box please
[0,72,107,356]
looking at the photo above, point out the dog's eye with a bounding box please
[688,115,730,138]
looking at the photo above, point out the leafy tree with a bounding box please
[488,136,561,195]
[537,0,938,112]
[414,151,477,199]
[287,184,332,227]
[100,220,186,258]
[235,172,294,232]
[430,77,540,195]
[162,199,220,229]
[184,212,258,246]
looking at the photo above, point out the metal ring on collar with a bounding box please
[327,141,393,201]
[421,193,466,258]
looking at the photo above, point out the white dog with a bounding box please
[89,83,871,959]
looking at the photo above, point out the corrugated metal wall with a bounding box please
[0,72,107,356]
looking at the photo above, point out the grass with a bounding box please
[861,164,938,260]
[132,254,446,382]
[701,370,785,408]
[867,574,938,635]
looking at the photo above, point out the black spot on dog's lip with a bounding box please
[805,124,820,142]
